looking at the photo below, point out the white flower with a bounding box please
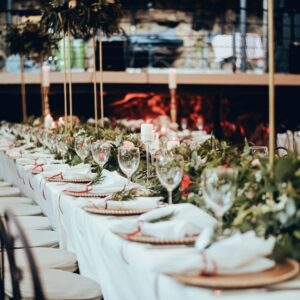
[255,171,262,182]
[251,158,261,167]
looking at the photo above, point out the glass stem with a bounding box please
[216,214,223,237]
[146,143,150,184]
[167,189,173,205]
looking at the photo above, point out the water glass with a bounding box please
[118,147,140,183]
[91,141,111,169]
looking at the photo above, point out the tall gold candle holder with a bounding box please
[20,56,27,123]
[170,88,177,124]
[99,31,104,128]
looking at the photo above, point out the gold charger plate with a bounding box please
[170,259,299,289]
[64,191,109,198]
[47,178,92,184]
[84,206,151,216]
[118,233,198,245]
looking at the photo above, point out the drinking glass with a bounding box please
[201,167,238,234]
[118,147,140,184]
[91,141,111,169]
[75,137,91,162]
[156,152,183,205]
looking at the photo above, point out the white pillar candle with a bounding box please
[168,68,177,89]
[141,123,154,143]
[42,65,50,87]
[167,140,180,151]
[44,114,53,130]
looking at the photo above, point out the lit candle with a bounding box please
[167,140,180,150]
[42,65,50,87]
[58,117,64,127]
[44,114,53,130]
[141,123,154,143]
[168,68,177,89]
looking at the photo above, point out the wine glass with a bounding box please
[155,151,183,205]
[91,141,111,169]
[118,147,140,184]
[75,137,91,163]
[201,167,238,235]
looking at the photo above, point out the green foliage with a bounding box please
[41,0,123,39]
[6,22,58,59]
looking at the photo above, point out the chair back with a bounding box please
[0,217,6,299]
[4,210,46,300]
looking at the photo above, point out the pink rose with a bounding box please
[123,141,135,149]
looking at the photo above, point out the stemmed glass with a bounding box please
[118,147,140,185]
[155,151,184,205]
[75,137,91,163]
[91,141,111,169]
[201,167,238,235]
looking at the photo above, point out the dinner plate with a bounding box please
[47,178,93,184]
[117,233,198,245]
[64,191,109,198]
[84,206,151,216]
[170,259,299,289]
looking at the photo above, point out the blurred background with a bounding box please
[0,0,300,144]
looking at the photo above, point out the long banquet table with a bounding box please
[1,151,300,300]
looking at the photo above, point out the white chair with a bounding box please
[5,269,102,300]
[14,230,59,249]
[0,182,12,188]
[0,204,42,217]
[5,248,78,273]
[15,216,51,231]
[0,197,33,205]
[0,187,21,197]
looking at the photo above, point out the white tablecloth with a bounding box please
[0,151,299,300]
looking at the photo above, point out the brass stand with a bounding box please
[268,0,275,170]
[93,35,98,129]
[99,31,104,128]
[67,24,73,130]
[43,87,50,116]
[170,88,177,123]
[63,35,68,130]
[20,56,27,123]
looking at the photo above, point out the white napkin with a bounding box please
[62,164,95,180]
[90,196,163,210]
[157,231,275,275]
[16,157,36,166]
[42,164,95,180]
[111,203,217,240]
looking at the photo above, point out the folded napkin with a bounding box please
[157,231,275,275]
[43,164,95,180]
[16,158,36,166]
[89,196,163,210]
[111,203,217,240]
[65,170,129,194]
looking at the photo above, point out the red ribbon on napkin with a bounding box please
[125,221,144,239]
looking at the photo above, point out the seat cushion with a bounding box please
[0,197,33,205]
[16,216,51,230]
[5,269,102,300]
[5,248,77,273]
[0,204,42,217]
[0,187,21,197]
[0,181,12,188]
[14,230,59,249]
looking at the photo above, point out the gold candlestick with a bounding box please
[20,55,27,123]
[170,88,177,123]
[67,24,73,130]
[93,35,98,129]
[268,0,275,170]
[43,86,50,116]
[63,34,68,131]
[99,31,104,128]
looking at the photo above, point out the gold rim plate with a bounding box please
[170,259,299,289]
[84,206,151,216]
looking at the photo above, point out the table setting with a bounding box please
[1,120,300,300]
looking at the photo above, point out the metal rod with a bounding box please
[99,31,104,128]
[63,35,68,130]
[93,35,98,129]
[67,23,73,130]
[40,57,45,117]
[20,56,27,123]
[263,0,268,72]
[170,88,177,123]
[268,0,275,170]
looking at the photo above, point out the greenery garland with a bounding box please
[13,123,300,261]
